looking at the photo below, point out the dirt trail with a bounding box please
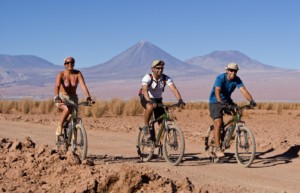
[0,116,299,193]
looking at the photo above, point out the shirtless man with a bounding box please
[54,56,94,143]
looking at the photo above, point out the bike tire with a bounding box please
[204,125,216,158]
[163,126,185,166]
[235,126,256,167]
[71,123,88,160]
[137,128,154,162]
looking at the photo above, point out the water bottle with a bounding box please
[224,126,233,148]
[66,125,72,138]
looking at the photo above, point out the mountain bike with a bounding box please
[136,103,185,166]
[205,103,256,167]
[56,101,93,160]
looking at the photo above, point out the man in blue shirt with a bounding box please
[209,63,256,158]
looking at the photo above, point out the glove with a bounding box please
[218,101,226,107]
[250,100,257,107]
[86,96,95,104]
[178,99,186,106]
[54,96,62,103]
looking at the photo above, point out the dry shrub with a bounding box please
[20,98,34,114]
[258,102,300,111]
[123,97,144,116]
[38,101,47,114]
[185,102,208,110]
[1,98,299,117]
[0,100,14,114]
[83,107,92,117]
[276,103,283,115]
[265,103,274,111]
[40,99,55,114]
[256,103,263,109]
[91,100,108,118]
[108,98,125,116]
[18,99,55,114]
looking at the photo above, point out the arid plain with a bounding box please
[0,99,299,192]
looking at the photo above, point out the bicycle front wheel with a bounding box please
[72,123,88,160]
[235,126,256,167]
[163,126,185,166]
[137,127,154,162]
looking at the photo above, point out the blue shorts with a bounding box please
[209,103,223,120]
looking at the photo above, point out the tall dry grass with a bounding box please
[123,98,144,116]
[90,100,108,118]
[0,98,299,117]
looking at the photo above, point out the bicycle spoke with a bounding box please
[163,127,185,166]
[235,127,256,167]
[137,128,154,162]
[72,124,88,160]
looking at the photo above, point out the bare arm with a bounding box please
[240,86,254,101]
[169,83,182,101]
[54,72,62,97]
[142,84,151,102]
[215,87,222,102]
[78,71,91,98]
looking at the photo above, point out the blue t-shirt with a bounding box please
[209,73,244,103]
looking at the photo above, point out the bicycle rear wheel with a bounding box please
[235,126,256,167]
[71,123,88,160]
[163,126,185,166]
[137,127,154,162]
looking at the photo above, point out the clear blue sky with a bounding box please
[1,0,299,69]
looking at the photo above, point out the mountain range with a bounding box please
[0,41,299,101]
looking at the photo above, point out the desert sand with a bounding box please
[0,108,299,193]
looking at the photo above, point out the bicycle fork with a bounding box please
[136,127,143,159]
[236,128,250,150]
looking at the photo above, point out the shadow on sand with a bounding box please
[86,145,299,167]
[252,145,300,168]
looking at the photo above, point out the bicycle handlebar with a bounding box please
[222,103,253,111]
[157,102,183,108]
[63,100,95,107]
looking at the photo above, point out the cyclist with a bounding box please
[140,59,185,139]
[208,63,256,158]
[54,56,94,144]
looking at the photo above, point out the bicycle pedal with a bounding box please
[55,141,64,146]
[56,135,65,145]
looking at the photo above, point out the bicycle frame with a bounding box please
[62,101,89,145]
[56,100,91,161]
[137,102,185,165]
[149,105,176,146]
[221,105,252,149]
[205,103,256,167]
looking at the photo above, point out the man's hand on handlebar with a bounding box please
[218,101,227,108]
[250,100,257,107]
[177,99,186,108]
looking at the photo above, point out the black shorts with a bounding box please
[140,96,165,120]
[209,103,223,120]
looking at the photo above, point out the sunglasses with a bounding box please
[155,67,164,70]
[228,69,237,73]
[64,61,74,65]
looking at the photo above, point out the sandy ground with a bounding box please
[0,108,299,193]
